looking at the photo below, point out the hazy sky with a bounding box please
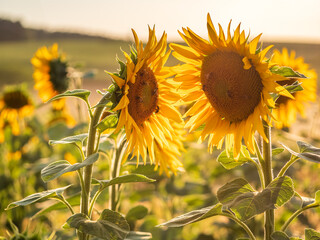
[1,0,320,43]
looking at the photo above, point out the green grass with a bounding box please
[0,38,181,89]
[0,38,319,90]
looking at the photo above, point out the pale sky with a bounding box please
[1,0,320,43]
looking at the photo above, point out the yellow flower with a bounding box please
[171,14,293,157]
[31,43,69,109]
[270,48,317,128]
[0,85,34,142]
[108,27,184,175]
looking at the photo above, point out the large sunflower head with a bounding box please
[31,43,69,109]
[171,13,293,157]
[0,85,34,142]
[270,48,317,129]
[107,27,184,175]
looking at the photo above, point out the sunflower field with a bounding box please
[1,13,320,240]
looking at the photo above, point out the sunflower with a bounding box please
[270,48,317,129]
[171,14,293,157]
[31,43,69,110]
[0,85,34,142]
[108,27,184,175]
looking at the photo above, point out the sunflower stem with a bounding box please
[281,203,320,232]
[79,93,110,240]
[261,124,274,240]
[109,136,126,211]
[220,213,256,240]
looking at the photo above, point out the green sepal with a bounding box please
[270,65,307,78]
[96,114,118,133]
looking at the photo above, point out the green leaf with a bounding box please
[125,232,152,240]
[126,206,148,222]
[6,185,71,210]
[92,174,155,191]
[305,228,320,240]
[315,191,320,204]
[217,178,255,205]
[272,148,285,156]
[298,141,320,154]
[34,193,80,216]
[270,66,307,78]
[217,146,252,170]
[281,142,320,163]
[49,133,88,148]
[66,209,130,239]
[41,153,100,182]
[47,89,91,103]
[267,176,295,207]
[271,231,290,240]
[217,177,294,221]
[157,203,222,228]
[96,114,118,133]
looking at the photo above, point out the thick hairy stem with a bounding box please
[262,125,274,240]
[109,138,126,211]
[79,93,110,240]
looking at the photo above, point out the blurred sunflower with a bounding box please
[31,43,69,110]
[108,27,184,175]
[171,13,293,157]
[0,85,34,142]
[270,48,317,128]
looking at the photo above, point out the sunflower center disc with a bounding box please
[49,59,69,93]
[4,90,29,109]
[276,78,297,105]
[128,66,159,125]
[201,51,263,122]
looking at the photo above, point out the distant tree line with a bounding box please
[0,18,115,42]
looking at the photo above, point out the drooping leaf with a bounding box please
[217,177,294,221]
[34,193,80,216]
[49,133,88,148]
[92,174,155,191]
[305,228,320,240]
[126,206,148,222]
[47,89,91,103]
[271,231,290,240]
[281,142,320,163]
[6,185,71,210]
[157,203,222,228]
[41,153,100,182]
[125,231,152,240]
[96,114,118,133]
[270,66,307,78]
[272,148,285,156]
[66,209,130,239]
[217,146,252,170]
